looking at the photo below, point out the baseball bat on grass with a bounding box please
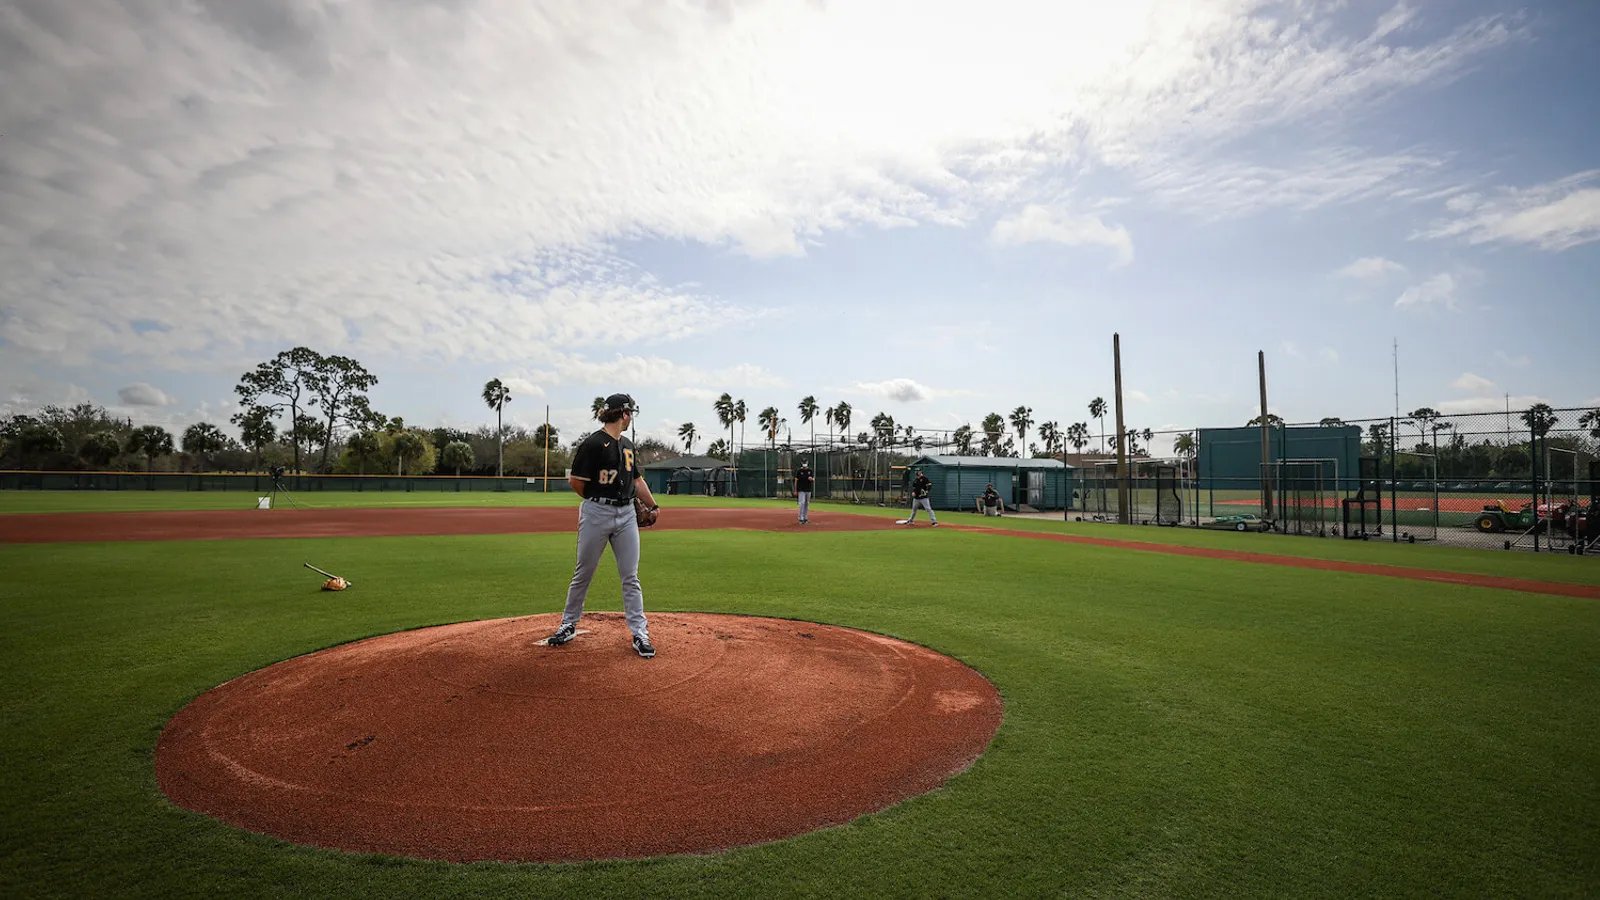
[304,562,351,586]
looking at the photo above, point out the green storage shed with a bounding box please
[905,456,1073,511]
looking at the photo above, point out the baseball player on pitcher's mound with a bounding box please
[547,393,661,658]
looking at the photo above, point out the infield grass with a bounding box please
[2,526,1597,898]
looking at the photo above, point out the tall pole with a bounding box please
[1393,337,1400,420]
[1113,333,1130,524]
[1259,350,1273,520]
[543,404,550,492]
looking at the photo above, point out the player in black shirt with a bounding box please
[981,483,1003,517]
[546,393,660,658]
[794,460,815,525]
[899,468,939,527]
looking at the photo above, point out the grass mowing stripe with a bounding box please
[1,530,1596,898]
[7,488,1598,587]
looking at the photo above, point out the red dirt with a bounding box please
[0,506,882,543]
[972,528,1600,600]
[155,612,1003,863]
[5,505,1593,599]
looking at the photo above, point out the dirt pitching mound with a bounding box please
[155,612,1002,863]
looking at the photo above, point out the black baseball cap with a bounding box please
[603,393,637,413]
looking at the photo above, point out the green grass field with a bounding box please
[2,509,1597,898]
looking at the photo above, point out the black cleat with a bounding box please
[547,622,576,647]
[632,634,656,658]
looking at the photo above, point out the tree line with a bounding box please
[670,394,1171,462]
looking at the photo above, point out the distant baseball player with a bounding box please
[794,460,814,525]
[981,483,1003,517]
[902,468,939,527]
[546,393,660,658]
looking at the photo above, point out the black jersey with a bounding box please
[570,430,639,501]
[982,487,1001,507]
[912,474,932,499]
[795,468,814,492]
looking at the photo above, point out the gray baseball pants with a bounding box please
[797,490,811,522]
[561,499,648,638]
[906,498,937,524]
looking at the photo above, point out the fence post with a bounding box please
[1389,416,1398,543]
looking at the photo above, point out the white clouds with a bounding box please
[1335,256,1408,280]
[522,354,785,393]
[1127,389,1151,403]
[117,383,176,407]
[1319,348,1340,363]
[1452,373,1496,393]
[1394,273,1459,312]
[0,0,1522,375]
[1493,351,1530,368]
[1437,395,1546,415]
[1417,171,1600,251]
[500,378,546,401]
[845,379,933,403]
[991,205,1133,267]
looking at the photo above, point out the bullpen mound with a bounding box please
[155,612,1002,862]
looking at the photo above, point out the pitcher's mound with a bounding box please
[156,612,1002,862]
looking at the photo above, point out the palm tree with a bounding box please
[1580,408,1600,440]
[78,430,121,468]
[759,407,783,449]
[181,422,228,472]
[1066,422,1089,454]
[798,396,819,455]
[759,406,784,496]
[1037,421,1060,456]
[1520,403,1557,439]
[1088,397,1107,453]
[980,413,1005,456]
[733,399,747,466]
[126,425,174,474]
[441,440,475,476]
[481,379,511,477]
[832,402,852,449]
[237,406,277,472]
[1174,431,1197,477]
[591,396,606,419]
[678,422,697,453]
[347,429,381,475]
[1009,406,1034,453]
[706,438,730,461]
[393,431,426,476]
[953,424,974,456]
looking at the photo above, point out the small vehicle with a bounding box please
[1207,513,1272,532]
[1475,500,1561,534]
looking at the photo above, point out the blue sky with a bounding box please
[2,0,1596,456]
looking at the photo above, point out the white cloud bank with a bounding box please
[0,1,1520,372]
[1335,256,1408,280]
[991,205,1134,267]
[1417,171,1600,250]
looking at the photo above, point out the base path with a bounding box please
[6,505,1591,599]
[0,506,887,543]
[973,527,1600,600]
[155,612,1002,863]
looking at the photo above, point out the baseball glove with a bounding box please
[322,577,349,591]
[634,497,660,528]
